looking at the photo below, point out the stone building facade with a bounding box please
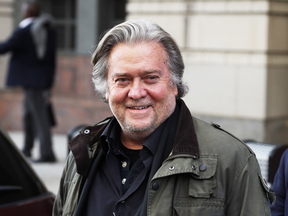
[1,0,288,144]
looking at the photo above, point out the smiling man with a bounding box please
[106,42,178,149]
[53,19,275,216]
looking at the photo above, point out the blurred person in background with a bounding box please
[53,19,274,216]
[0,1,57,162]
[270,149,288,215]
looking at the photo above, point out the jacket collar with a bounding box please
[69,99,199,175]
[172,99,199,158]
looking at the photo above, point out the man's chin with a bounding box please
[125,124,153,133]
[121,122,156,139]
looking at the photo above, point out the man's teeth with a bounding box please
[131,106,149,110]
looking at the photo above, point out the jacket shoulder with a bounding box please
[192,117,254,156]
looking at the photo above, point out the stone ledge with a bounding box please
[127,1,288,14]
[182,50,288,66]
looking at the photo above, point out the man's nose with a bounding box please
[128,80,147,100]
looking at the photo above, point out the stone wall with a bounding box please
[0,0,13,88]
[126,0,288,144]
[0,55,112,134]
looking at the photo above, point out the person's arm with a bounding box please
[226,154,275,216]
[0,28,23,54]
[270,149,288,216]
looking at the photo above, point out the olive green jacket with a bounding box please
[53,99,275,216]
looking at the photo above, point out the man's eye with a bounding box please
[146,76,158,82]
[117,78,127,82]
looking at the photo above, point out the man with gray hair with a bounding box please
[53,19,274,216]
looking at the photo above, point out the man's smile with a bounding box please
[128,105,151,110]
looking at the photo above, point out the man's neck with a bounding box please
[120,131,144,150]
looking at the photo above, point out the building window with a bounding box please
[40,0,126,53]
[44,0,76,52]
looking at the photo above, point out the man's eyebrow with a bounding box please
[144,69,161,74]
[112,70,162,77]
[111,72,130,77]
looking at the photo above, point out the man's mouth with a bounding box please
[129,105,150,110]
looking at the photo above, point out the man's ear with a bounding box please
[105,91,109,101]
[173,83,178,96]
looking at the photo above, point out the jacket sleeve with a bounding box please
[225,154,275,216]
[53,152,82,216]
[270,149,288,216]
[0,28,24,54]
[52,154,69,216]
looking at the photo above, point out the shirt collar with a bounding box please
[19,17,34,28]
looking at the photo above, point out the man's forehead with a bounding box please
[110,41,166,55]
[107,41,168,66]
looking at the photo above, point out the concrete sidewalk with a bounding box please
[8,131,68,195]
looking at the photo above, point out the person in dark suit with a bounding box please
[270,149,288,215]
[0,2,57,162]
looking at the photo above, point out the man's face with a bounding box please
[106,42,178,144]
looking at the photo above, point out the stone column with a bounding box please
[126,0,288,144]
[0,0,14,88]
[76,0,99,55]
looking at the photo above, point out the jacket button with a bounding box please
[84,129,90,134]
[199,164,207,171]
[152,183,159,191]
[169,166,175,171]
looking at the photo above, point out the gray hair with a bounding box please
[91,19,188,101]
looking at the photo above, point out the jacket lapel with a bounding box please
[172,99,199,158]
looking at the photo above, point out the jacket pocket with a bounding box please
[188,156,217,198]
[173,156,224,216]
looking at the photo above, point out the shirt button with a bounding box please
[152,183,159,191]
[122,178,126,185]
[121,200,125,203]
[122,161,127,168]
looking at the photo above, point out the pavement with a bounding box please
[7,131,68,195]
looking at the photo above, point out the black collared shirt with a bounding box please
[83,103,180,216]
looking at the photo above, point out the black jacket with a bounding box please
[0,22,56,89]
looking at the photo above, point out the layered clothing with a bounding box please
[53,99,274,216]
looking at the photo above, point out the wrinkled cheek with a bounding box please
[161,95,177,117]
[108,89,129,103]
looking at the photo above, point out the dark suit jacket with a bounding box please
[270,149,288,216]
[0,23,56,89]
